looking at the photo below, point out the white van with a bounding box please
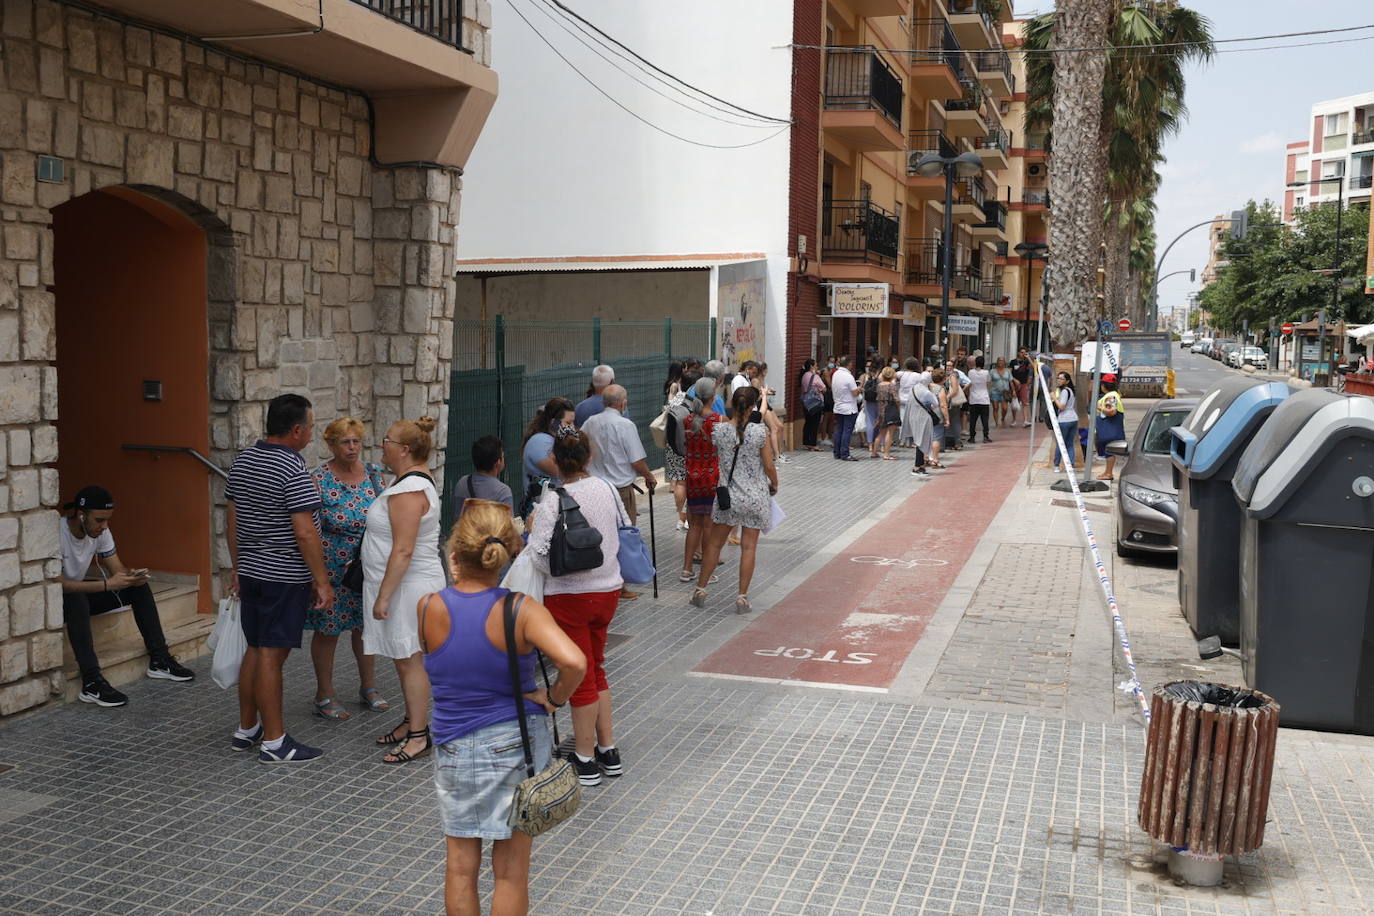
[1181,331,1196,348]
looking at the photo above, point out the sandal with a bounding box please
[679,570,695,582]
[382,727,432,764]
[735,595,752,614]
[313,696,351,720]
[359,687,390,711]
[728,536,741,547]
[689,588,707,609]
[375,717,409,746]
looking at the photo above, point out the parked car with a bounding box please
[1211,339,1235,361]
[1107,397,1198,558]
[1192,337,1213,355]
[1240,346,1268,369]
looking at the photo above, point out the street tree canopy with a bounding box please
[1199,200,1371,332]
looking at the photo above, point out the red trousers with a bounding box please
[543,590,619,707]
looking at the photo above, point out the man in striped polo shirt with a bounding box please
[225,394,334,763]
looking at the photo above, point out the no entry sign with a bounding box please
[1281,322,1295,335]
[1117,318,1132,332]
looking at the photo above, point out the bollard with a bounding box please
[1138,681,1279,886]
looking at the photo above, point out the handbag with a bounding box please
[502,593,581,836]
[649,403,670,448]
[716,431,744,512]
[339,464,392,592]
[800,372,823,415]
[548,486,604,576]
[605,481,656,584]
[949,377,968,407]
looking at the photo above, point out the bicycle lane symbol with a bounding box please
[848,555,949,570]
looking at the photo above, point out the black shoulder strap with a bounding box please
[467,475,476,499]
[396,470,435,486]
[503,593,537,779]
[418,593,438,654]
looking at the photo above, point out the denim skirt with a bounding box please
[433,715,552,840]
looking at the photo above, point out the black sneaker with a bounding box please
[79,677,128,708]
[147,655,195,682]
[595,746,623,778]
[258,733,324,764]
[567,753,602,787]
[230,724,263,752]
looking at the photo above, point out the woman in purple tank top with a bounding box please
[418,499,585,915]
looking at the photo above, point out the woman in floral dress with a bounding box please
[307,418,390,719]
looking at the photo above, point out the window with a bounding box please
[1325,112,1348,135]
[1142,410,1191,454]
[1321,159,1345,179]
[1295,196,1305,209]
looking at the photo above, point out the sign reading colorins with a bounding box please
[831,283,890,317]
[946,315,980,336]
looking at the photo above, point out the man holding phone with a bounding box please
[59,485,195,708]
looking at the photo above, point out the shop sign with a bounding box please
[946,315,980,336]
[902,300,927,326]
[831,283,889,317]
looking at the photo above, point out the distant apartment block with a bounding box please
[1283,91,1374,224]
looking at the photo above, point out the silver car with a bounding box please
[1106,398,1199,558]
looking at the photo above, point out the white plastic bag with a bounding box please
[210,597,247,690]
[762,497,785,535]
[500,548,545,602]
[855,410,869,437]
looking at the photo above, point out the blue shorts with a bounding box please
[433,716,552,840]
[239,576,311,649]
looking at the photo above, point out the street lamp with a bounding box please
[913,150,985,360]
[1014,241,1049,349]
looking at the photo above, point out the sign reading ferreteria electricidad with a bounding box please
[946,315,980,336]
[829,283,889,317]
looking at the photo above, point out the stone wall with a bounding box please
[0,0,489,717]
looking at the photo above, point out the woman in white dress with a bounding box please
[363,416,446,764]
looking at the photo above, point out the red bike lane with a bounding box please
[692,432,1034,691]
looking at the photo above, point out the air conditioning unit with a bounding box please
[1028,163,1044,177]
[999,101,1010,115]
[906,150,924,175]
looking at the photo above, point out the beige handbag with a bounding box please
[502,593,581,836]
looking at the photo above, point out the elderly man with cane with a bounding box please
[582,384,657,600]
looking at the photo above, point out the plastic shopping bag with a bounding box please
[210,597,247,690]
[855,410,869,437]
[500,548,546,603]
[762,497,785,535]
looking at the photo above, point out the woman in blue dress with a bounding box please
[1094,374,1127,480]
[307,417,390,719]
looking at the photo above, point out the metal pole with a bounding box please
[1021,255,1033,349]
[1026,267,1051,486]
[1331,179,1345,374]
[940,164,955,362]
[1149,218,1227,332]
[592,316,602,365]
[1084,321,1105,486]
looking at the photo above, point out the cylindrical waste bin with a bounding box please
[1171,378,1293,645]
[1138,681,1279,885]
[1231,389,1374,733]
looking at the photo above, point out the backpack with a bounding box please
[863,375,879,402]
[664,398,694,456]
[548,487,604,576]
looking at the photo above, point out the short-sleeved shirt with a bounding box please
[226,440,322,583]
[59,520,116,581]
[453,473,514,517]
[831,368,858,415]
[522,432,558,489]
[574,394,605,429]
[583,408,646,488]
[967,369,991,405]
[1010,358,1032,384]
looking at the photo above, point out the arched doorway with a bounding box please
[53,187,215,613]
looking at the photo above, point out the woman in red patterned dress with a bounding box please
[680,377,723,583]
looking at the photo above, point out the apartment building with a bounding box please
[0,0,495,717]
[1200,215,1228,286]
[794,0,1019,373]
[1283,91,1374,224]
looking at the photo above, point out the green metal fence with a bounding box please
[441,317,714,532]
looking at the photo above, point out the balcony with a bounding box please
[948,0,1003,51]
[1023,188,1051,210]
[953,263,983,302]
[980,279,1006,311]
[1354,129,1374,146]
[971,48,1014,99]
[906,129,956,199]
[823,47,905,150]
[941,80,987,139]
[1352,174,1374,191]
[822,200,901,269]
[970,200,1008,240]
[83,0,496,168]
[1022,131,1050,161]
[847,0,907,16]
[909,19,965,98]
[905,238,943,289]
[973,128,1010,170]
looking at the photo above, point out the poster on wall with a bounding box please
[831,283,889,317]
[717,260,768,369]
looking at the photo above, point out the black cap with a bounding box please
[66,486,114,511]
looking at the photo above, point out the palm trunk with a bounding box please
[1104,207,1132,325]
[1047,0,1113,352]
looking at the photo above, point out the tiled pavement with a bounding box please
[4,427,1374,914]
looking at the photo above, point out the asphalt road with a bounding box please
[1170,345,1271,397]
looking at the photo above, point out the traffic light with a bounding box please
[1230,209,1249,241]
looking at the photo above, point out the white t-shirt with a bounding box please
[831,367,859,415]
[967,369,991,405]
[59,519,116,581]
[729,373,751,396]
[897,370,921,405]
[1055,387,1078,423]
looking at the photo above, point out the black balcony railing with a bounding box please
[825,47,904,128]
[909,18,964,76]
[971,48,1014,91]
[908,129,956,166]
[974,128,1010,154]
[349,0,473,53]
[944,78,983,112]
[1353,128,1374,146]
[981,281,1004,309]
[1351,174,1374,190]
[823,200,900,267]
[1024,188,1051,207]
[978,200,1007,231]
[954,264,983,300]
[994,240,1009,257]
[906,238,942,285]
[948,0,997,31]
[957,177,989,207]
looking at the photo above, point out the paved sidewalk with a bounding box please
[3,422,1374,914]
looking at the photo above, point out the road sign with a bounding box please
[1117,318,1132,332]
[1281,322,1295,336]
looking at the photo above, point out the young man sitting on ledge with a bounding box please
[58,485,195,707]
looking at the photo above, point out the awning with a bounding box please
[1348,322,1374,345]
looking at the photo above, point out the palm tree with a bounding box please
[1023,2,1213,345]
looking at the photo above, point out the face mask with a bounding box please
[890,362,899,369]
[827,362,835,369]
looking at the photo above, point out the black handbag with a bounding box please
[341,469,431,591]
[548,486,603,576]
[715,432,744,512]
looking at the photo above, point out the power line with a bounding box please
[525,0,783,128]
[784,22,1374,57]
[545,0,791,124]
[504,0,793,150]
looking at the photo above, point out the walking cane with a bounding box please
[647,482,659,599]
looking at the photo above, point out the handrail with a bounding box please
[123,444,228,480]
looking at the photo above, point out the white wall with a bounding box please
[458,0,794,261]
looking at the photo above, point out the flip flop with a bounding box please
[313,696,351,720]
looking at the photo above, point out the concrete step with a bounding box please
[62,573,214,700]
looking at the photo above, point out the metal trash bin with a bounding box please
[1138,681,1279,886]
[1231,389,1374,733]
[1171,378,1294,645]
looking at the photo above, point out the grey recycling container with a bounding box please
[1231,389,1374,734]
[1171,378,1294,645]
